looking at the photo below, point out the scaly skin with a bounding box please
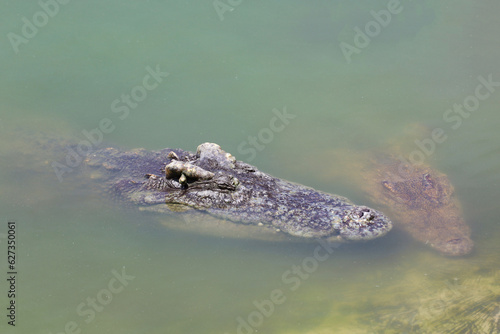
[82,143,392,243]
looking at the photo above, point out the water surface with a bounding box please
[1,1,500,333]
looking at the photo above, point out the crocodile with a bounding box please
[359,153,473,256]
[78,142,393,243]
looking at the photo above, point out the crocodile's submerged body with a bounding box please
[79,142,392,243]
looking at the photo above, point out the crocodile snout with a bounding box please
[333,206,393,241]
[433,236,474,257]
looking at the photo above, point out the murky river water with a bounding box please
[1,1,500,333]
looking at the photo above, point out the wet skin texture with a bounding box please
[83,143,392,243]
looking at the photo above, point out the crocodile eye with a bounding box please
[167,151,179,160]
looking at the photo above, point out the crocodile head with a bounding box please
[86,143,392,243]
[380,167,473,256]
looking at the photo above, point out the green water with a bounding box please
[1,0,500,333]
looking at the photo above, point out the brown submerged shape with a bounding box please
[359,154,473,256]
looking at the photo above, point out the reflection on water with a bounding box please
[1,0,500,333]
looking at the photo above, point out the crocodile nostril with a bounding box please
[357,209,375,221]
